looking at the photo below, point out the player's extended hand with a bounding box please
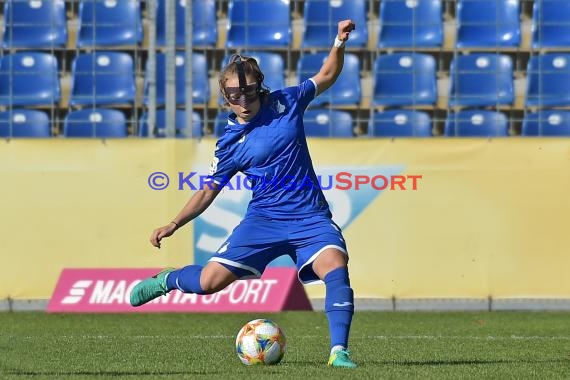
[337,19,356,42]
[149,222,177,249]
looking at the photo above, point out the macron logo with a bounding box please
[61,280,92,304]
[332,302,353,307]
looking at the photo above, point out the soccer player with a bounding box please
[131,20,357,368]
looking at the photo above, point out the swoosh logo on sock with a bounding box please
[332,302,353,307]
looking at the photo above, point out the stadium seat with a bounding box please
[156,0,217,47]
[444,110,509,137]
[298,52,361,106]
[0,52,61,106]
[378,0,443,48]
[372,53,437,107]
[302,0,367,48]
[526,54,570,108]
[532,0,570,49]
[240,51,286,92]
[63,109,127,138]
[139,110,203,138]
[226,0,291,48]
[522,110,570,136]
[1,0,67,48]
[456,0,521,48]
[70,52,136,107]
[77,0,142,47]
[144,52,209,106]
[369,110,432,137]
[0,109,50,138]
[449,54,514,107]
[303,109,354,137]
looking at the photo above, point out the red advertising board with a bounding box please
[47,268,313,313]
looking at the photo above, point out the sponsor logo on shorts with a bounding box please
[217,242,229,254]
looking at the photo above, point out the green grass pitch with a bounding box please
[1,311,569,379]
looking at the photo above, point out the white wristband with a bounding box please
[333,36,345,48]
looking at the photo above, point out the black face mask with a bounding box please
[224,57,260,107]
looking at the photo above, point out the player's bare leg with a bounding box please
[199,261,239,293]
[312,248,349,279]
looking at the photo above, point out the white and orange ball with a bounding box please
[235,319,287,365]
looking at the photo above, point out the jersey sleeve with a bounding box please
[204,145,239,185]
[295,78,317,111]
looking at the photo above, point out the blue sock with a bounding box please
[324,267,354,351]
[165,265,207,295]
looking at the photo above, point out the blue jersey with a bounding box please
[207,79,331,219]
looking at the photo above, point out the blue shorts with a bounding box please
[208,214,348,284]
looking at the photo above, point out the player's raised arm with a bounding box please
[311,19,356,96]
[149,185,222,248]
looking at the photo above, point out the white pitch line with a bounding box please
[9,335,570,341]
[13,335,234,339]
[358,335,570,341]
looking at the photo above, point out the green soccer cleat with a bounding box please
[327,349,357,368]
[130,268,175,307]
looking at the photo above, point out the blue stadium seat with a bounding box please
[213,111,232,137]
[64,109,127,138]
[1,0,67,48]
[226,0,291,48]
[369,110,432,137]
[526,53,570,107]
[139,110,203,138]
[449,54,514,107]
[70,52,136,107]
[445,110,509,136]
[302,0,367,48]
[303,109,354,137]
[0,109,50,138]
[456,0,521,48]
[372,53,437,107]
[298,52,361,106]
[77,0,142,47]
[526,54,570,107]
[0,52,61,106]
[532,0,570,49]
[378,0,443,48]
[241,51,286,92]
[144,52,209,106]
[156,0,217,47]
[522,110,570,136]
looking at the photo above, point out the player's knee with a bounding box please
[199,278,227,294]
[199,265,238,294]
[313,250,349,279]
[329,253,348,268]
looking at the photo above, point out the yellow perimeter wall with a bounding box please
[2,138,570,300]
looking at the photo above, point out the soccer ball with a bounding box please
[235,319,287,365]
